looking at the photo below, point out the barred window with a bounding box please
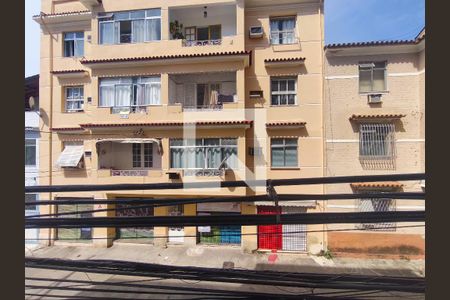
[132,143,141,168]
[359,61,387,93]
[65,86,84,112]
[357,192,396,231]
[271,77,297,105]
[359,123,395,159]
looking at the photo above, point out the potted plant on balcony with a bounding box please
[170,20,184,39]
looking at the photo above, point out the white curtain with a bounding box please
[281,19,295,44]
[100,22,114,44]
[146,18,161,41]
[148,83,161,105]
[132,20,145,43]
[99,85,115,107]
[115,84,132,107]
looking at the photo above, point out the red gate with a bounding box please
[257,206,282,250]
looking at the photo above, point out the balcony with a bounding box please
[97,139,162,176]
[169,72,237,111]
[169,4,239,51]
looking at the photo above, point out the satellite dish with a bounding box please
[28,96,36,110]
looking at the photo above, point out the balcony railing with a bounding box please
[111,170,149,176]
[183,39,222,47]
[183,169,225,177]
[182,104,223,111]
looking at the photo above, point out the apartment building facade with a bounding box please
[35,0,325,253]
[25,74,40,246]
[324,30,425,258]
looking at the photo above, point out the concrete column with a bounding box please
[161,6,169,41]
[183,203,197,246]
[236,68,245,108]
[161,73,169,106]
[153,206,168,247]
[241,203,257,253]
[236,0,245,47]
[93,197,115,248]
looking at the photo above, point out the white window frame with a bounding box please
[99,76,161,112]
[132,143,153,169]
[359,123,396,160]
[98,8,162,45]
[169,138,238,170]
[270,77,297,106]
[65,86,84,112]
[63,32,84,57]
[269,16,297,45]
[270,138,298,168]
[358,61,387,93]
[25,138,37,167]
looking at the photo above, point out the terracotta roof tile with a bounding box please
[33,10,91,19]
[51,127,85,132]
[325,39,420,50]
[79,120,253,128]
[264,57,306,63]
[81,51,251,65]
[350,182,404,188]
[266,121,307,127]
[51,70,87,74]
[349,114,406,121]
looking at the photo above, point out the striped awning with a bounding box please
[95,138,160,145]
[56,145,84,168]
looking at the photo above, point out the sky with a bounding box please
[24,0,425,77]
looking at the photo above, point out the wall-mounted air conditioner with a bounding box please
[249,90,263,98]
[249,26,263,39]
[368,94,382,104]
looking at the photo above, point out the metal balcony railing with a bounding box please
[183,39,222,47]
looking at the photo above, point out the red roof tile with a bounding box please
[51,70,87,74]
[266,121,307,127]
[350,182,404,188]
[51,127,85,132]
[349,114,406,121]
[79,120,253,128]
[264,57,306,63]
[33,10,91,19]
[81,51,251,65]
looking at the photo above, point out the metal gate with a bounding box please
[257,206,282,250]
[282,207,307,251]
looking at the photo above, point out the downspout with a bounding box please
[318,0,327,252]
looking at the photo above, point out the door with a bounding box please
[257,206,282,250]
[197,27,209,41]
[168,205,184,243]
[196,84,208,107]
[282,207,307,251]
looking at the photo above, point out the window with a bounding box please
[99,9,161,45]
[132,143,153,168]
[185,27,196,42]
[359,61,387,93]
[271,77,297,105]
[56,202,93,242]
[358,192,396,231]
[271,138,298,167]
[359,123,395,159]
[270,17,296,45]
[64,32,84,57]
[65,86,84,112]
[99,76,161,111]
[25,194,37,211]
[170,138,238,169]
[25,139,36,166]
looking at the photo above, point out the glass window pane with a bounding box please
[146,9,161,17]
[288,80,295,91]
[204,138,220,146]
[271,80,279,92]
[221,138,237,146]
[285,147,298,166]
[25,140,36,166]
[130,10,145,19]
[146,18,161,41]
[75,32,84,39]
[279,80,287,91]
[74,39,84,56]
[285,139,297,146]
[288,94,296,104]
[279,94,287,105]
[115,12,130,20]
[372,69,386,91]
[271,148,284,167]
[64,41,74,57]
[132,19,146,43]
[100,22,114,44]
[359,69,372,92]
[271,138,283,146]
[271,95,279,105]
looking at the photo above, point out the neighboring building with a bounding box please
[324,29,425,258]
[25,74,40,246]
[34,0,325,253]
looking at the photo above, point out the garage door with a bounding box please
[257,206,282,250]
[282,207,307,251]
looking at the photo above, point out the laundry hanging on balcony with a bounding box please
[56,145,85,168]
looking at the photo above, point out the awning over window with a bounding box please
[255,200,317,207]
[96,138,160,145]
[56,145,84,168]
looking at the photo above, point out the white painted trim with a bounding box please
[388,70,425,77]
[397,206,425,210]
[326,139,425,143]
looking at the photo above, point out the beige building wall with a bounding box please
[324,41,425,258]
[37,0,324,253]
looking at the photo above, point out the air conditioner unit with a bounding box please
[249,26,263,39]
[368,94,382,104]
[249,90,263,98]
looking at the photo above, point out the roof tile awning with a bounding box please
[80,120,253,130]
[56,145,84,168]
[51,127,85,132]
[266,121,307,129]
[350,182,404,189]
[33,11,92,25]
[255,200,317,207]
[349,114,406,121]
[51,70,89,79]
[81,51,251,68]
[264,57,305,68]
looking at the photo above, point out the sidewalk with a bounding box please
[26,243,425,277]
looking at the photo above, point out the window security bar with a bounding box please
[359,123,395,160]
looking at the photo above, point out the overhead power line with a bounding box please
[25,173,425,193]
[25,211,425,229]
